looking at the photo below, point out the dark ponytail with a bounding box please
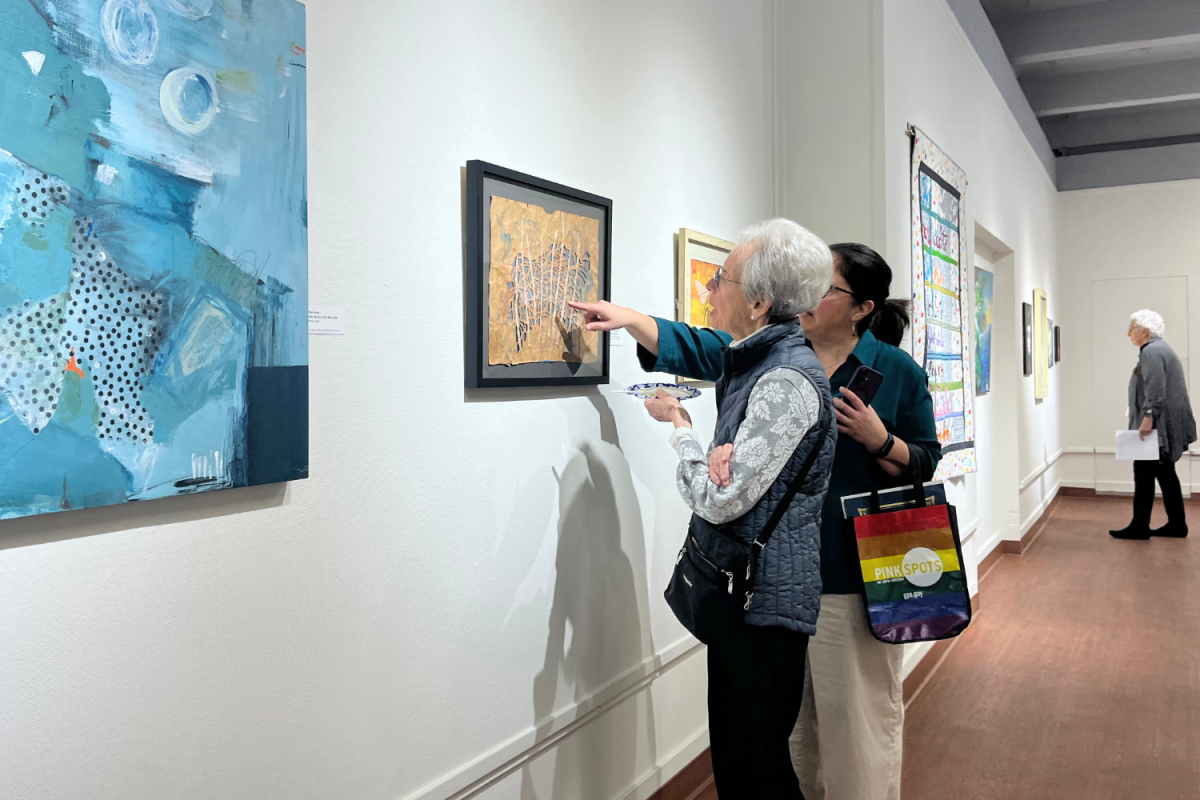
[829,242,910,347]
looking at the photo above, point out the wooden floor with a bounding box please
[903,495,1200,799]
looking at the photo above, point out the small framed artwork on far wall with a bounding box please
[1054,325,1062,364]
[1022,302,1033,376]
[464,160,612,388]
[676,228,735,384]
[1048,318,1056,368]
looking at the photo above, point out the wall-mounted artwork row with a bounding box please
[909,127,975,480]
[675,228,733,385]
[465,161,612,388]
[0,0,308,518]
[974,267,993,395]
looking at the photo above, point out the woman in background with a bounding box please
[1111,309,1196,540]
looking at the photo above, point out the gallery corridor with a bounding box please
[903,495,1200,799]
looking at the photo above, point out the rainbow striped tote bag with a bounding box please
[852,486,972,644]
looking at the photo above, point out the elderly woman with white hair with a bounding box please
[571,219,837,798]
[1111,310,1197,540]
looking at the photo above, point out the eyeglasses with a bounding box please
[712,266,742,289]
[825,285,855,300]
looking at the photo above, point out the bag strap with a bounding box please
[867,441,928,514]
[751,405,833,556]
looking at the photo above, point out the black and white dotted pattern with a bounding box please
[0,295,69,434]
[61,218,165,445]
[11,167,69,229]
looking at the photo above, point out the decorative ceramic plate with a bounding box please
[621,382,702,400]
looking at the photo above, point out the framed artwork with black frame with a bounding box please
[1054,325,1062,364]
[465,161,612,388]
[1022,302,1033,376]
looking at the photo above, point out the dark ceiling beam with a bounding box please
[1057,140,1200,191]
[1024,57,1200,116]
[991,0,1200,63]
[1041,101,1200,149]
[1013,34,1200,77]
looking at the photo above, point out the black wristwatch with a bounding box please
[872,432,896,459]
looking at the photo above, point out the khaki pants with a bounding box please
[789,594,904,800]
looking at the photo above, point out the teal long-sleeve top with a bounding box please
[639,319,943,594]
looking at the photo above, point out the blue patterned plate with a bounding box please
[621,382,702,400]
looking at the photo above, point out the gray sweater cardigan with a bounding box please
[1128,337,1197,462]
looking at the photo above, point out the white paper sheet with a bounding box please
[1115,429,1159,461]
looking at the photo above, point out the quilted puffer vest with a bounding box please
[709,319,836,634]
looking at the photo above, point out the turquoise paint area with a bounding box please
[0,400,130,517]
[0,157,76,302]
[0,1,111,188]
[131,396,241,501]
[142,290,248,441]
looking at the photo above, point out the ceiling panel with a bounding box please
[975,0,1200,186]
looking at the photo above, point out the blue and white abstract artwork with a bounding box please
[0,0,307,518]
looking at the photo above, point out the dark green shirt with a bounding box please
[639,320,943,593]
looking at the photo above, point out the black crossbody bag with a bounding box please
[664,412,832,644]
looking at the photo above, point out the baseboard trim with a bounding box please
[645,747,714,800]
[1004,495,1057,555]
[977,538,1005,580]
[415,638,704,800]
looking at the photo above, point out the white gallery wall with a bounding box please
[1058,179,1200,494]
[880,1,1062,627]
[0,2,779,799]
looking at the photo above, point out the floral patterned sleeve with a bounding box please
[671,367,820,525]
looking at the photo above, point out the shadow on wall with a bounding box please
[0,482,288,552]
[520,391,658,799]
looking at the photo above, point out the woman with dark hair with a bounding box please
[573,242,939,800]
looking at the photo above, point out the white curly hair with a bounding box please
[1130,309,1165,339]
[734,219,832,322]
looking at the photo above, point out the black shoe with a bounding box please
[1151,522,1189,538]
[1110,524,1151,540]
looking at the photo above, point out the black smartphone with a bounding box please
[843,365,884,406]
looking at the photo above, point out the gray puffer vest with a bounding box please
[709,320,836,635]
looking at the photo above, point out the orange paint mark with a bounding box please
[292,44,306,54]
[65,350,85,379]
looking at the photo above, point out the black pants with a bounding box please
[707,623,809,800]
[1133,455,1187,528]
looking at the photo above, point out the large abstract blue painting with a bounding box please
[0,0,307,518]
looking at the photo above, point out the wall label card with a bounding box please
[309,307,346,336]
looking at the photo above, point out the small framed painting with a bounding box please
[1033,289,1048,398]
[676,228,736,384]
[1022,302,1033,377]
[676,229,736,328]
[1054,325,1062,364]
[974,267,994,394]
[465,161,612,388]
[1048,318,1056,367]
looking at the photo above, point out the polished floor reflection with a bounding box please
[904,494,1198,799]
